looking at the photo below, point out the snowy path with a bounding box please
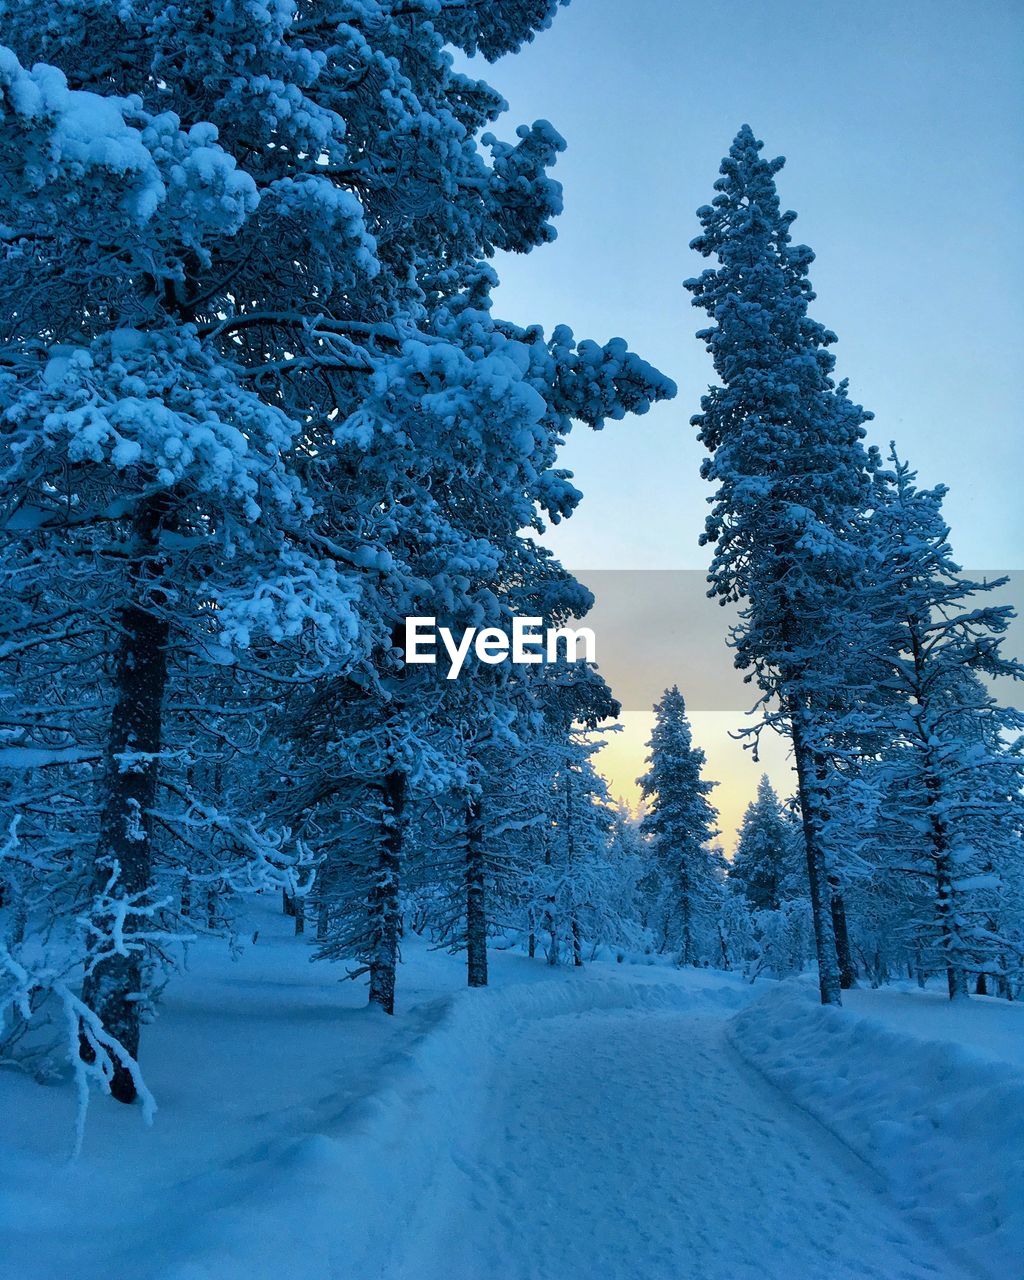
[398,1006,968,1280]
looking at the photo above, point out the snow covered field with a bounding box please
[2,900,1021,1280]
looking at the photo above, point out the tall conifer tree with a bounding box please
[686,125,873,1004]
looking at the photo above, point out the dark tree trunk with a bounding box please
[465,797,488,988]
[293,899,305,935]
[719,922,731,971]
[81,496,170,1104]
[572,917,583,968]
[282,886,296,917]
[527,910,536,960]
[937,850,968,1000]
[830,886,857,989]
[369,768,405,1015]
[317,899,329,942]
[906,631,967,1001]
[680,910,693,968]
[923,771,967,1000]
[789,709,842,1006]
[542,840,558,966]
[975,972,988,996]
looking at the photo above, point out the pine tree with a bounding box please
[527,733,622,967]
[0,43,359,1099]
[1,0,674,1089]
[859,450,1024,997]
[638,687,720,966]
[730,775,789,911]
[686,125,874,1004]
[437,550,610,987]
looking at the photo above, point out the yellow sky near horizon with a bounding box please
[594,710,797,855]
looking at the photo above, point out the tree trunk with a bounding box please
[789,709,842,1006]
[317,899,329,942]
[718,922,731,971]
[680,911,693,968]
[465,797,488,988]
[542,839,557,966]
[527,909,536,960]
[81,496,170,1103]
[923,773,967,1000]
[935,849,968,1000]
[830,886,857,989]
[572,917,583,968]
[293,898,305,935]
[282,886,296,917]
[368,768,404,1015]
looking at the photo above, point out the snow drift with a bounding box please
[729,983,1024,1280]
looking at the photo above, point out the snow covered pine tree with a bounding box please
[686,126,874,1005]
[731,775,791,912]
[0,0,673,1094]
[638,687,721,965]
[859,449,1024,997]
[0,42,363,1104]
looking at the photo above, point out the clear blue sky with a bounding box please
[470,0,1024,833]
[479,0,1024,571]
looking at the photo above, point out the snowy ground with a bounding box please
[398,1006,963,1280]
[1,901,1020,1280]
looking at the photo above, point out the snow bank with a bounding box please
[161,965,749,1280]
[729,983,1024,1280]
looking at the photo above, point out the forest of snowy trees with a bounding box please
[1,0,1021,1136]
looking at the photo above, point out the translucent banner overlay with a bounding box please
[574,570,1024,714]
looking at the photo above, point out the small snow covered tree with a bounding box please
[531,649,622,961]
[528,733,620,967]
[605,803,655,950]
[686,125,875,1004]
[638,687,720,965]
[730,775,789,911]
